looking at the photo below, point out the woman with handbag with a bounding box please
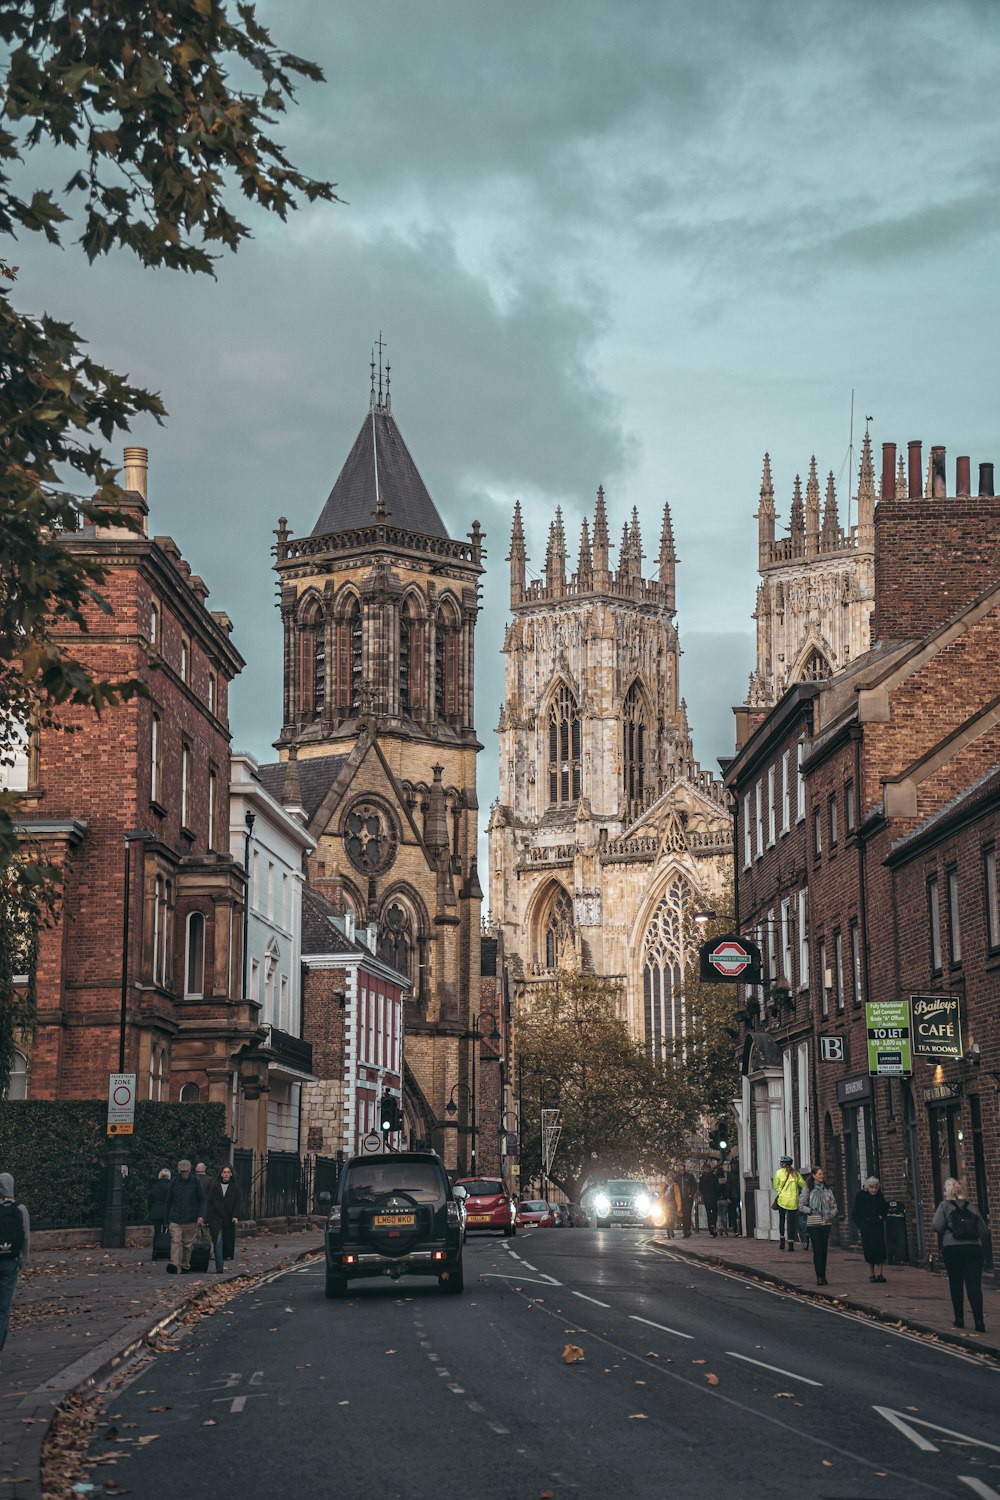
[205,1164,244,1274]
[772,1156,805,1251]
[807,1167,838,1285]
[852,1176,889,1283]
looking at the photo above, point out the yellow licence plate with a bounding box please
[374,1213,415,1228]
[468,1214,491,1223]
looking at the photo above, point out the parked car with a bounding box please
[321,1151,465,1299]
[592,1179,655,1228]
[453,1177,517,1237]
[517,1199,556,1227]
[549,1201,569,1227]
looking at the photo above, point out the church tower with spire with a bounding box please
[266,349,484,1165]
[746,432,877,707]
[490,487,731,1057]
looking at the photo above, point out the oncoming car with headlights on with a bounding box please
[592,1179,655,1228]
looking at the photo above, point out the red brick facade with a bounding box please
[15,451,250,1109]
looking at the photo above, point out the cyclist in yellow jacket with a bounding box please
[773,1156,805,1251]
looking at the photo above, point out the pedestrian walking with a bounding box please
[852,1177,889,1283]
[806,1167,838,1285]
[0,1173,29,1363]
[714,1165,730,1236]
[205,1164,244,1273]
[164,1158,206,1274]
[657,1173,681,1238]
[797,1172,813,1250]
[675,1162,697,1238]
[698,1165,720,1237]
[772,1156,805,1251]
[931,1177,988,1333]
[148,1167,172,1261]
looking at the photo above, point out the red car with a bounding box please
[517,1199,556,1228]
[454,1178,517,1237]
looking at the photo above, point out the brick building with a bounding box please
[727,436,1000,1260]
[12,447,250,1106]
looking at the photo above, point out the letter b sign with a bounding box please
[820,1035,845,1063]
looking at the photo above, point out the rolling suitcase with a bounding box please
[151,1225,171,1261]
[189,1228,211,1273]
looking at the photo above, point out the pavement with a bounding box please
[648,1224,1000,1358]
[0,1226,322,1500]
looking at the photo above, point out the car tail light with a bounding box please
[327,1206,342,1231]
[447,1202,461,1226]
[433,1250,446,1261]
[342,1253,356,1265]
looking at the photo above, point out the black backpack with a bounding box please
[0,1201,25,1259]
[948,1202,981,1242]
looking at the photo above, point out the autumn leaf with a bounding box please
[628,1413,648,1420]
[705,1373,719,1385]
[562,1344,585,1364]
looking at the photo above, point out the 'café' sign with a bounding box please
[911,994,963,1060]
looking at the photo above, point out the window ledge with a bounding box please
[150,799,167,818]
[180,824,195,843]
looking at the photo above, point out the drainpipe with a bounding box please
[242,810,256,1001]
[853,724,880,1179]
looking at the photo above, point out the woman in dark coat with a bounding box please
[852,1176,889,1282]
[205,1165,243,1273]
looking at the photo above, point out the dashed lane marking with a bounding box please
[725,1351,822,1386]
[874,1407,1000,1455]
[629,1315,693,1340]
[958,1480,1000,1498]
[572,1291,611,1309]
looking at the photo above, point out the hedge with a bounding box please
[0,1100,229,1228]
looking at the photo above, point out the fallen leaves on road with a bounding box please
[137,1435,159,1447]
[203,1420,218,1427]
[821,1460,833,1467]
[774,1392,794,1399]
[705,1374,720,1385]
[562,1344,585,1364]
[628,1413,648,1420]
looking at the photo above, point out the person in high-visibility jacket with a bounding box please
[773,1156,805,1251]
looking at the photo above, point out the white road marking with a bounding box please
[249,1371,264,1385]
[874,1407,1000,1455]
[958,1479,1000,1498]
[520,1261,538,1272]
[467,1401,486,1413]
[448,1383,465,1394]
[479,1273,563,1288]
[572,1291,611,1308]
[725,1351,822,1387]
[436,1368,450,1377]
[489,1422,510,1435]
[231,1395,247,1413]
[629,1315,693,1340]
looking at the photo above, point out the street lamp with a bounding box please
[499,1109,519,1175]
[446,1081,474,1176]
[104,829,153,1250]
[466,1008,501,1176]
[535,1072,560,1203]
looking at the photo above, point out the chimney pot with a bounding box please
[907,440,922,499]
[979,461,995,497]
[931,445,946,499]
[123,446,148,500]
[881,442,896,500]
[956,456,971,498]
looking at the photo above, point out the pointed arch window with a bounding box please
[400,600,426,715]
[799,648,829,683]
[435,607,460,720]
[547,684,581,805]
[333,597,362,711]
[622,682,649,818]
[541,886,574,969]
[378,900,414,980]
[298,600,326,719]
[641,875,692,1059]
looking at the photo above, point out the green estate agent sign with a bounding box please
[911,994,963,1059]
[866,1000,913,1077]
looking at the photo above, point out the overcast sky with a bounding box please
[17,0,1000,860]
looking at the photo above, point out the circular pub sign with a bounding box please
[699,933,762,985]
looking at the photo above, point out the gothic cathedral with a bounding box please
[269,377,484,1158]
[489,489,731,1053]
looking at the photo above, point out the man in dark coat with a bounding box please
[205,1165,243,1273]
[675,1162,697,1238]
[164,1159,206,1274]
[698,1165,720,1237]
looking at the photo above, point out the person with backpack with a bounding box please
[773,1156,805,1251]
[0,1173,30,1358]
[931,1177,988,1333]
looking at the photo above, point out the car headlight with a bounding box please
[651,1205,666,1226]
[635,1193,651,1215]
[594,1194,610,1215]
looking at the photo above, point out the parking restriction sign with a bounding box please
[107,1072,137,1136]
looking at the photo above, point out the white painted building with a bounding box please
[229,752,316,1154]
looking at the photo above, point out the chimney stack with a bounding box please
[123,446,148,500]
[881,442,896,500]
[907,440,922,499]
[931,445,946,498]
[979,462,995,497]
[956,456,971,498]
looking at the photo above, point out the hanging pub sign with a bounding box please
[699,934,762,985]
[910,994,963,1059]
[866,1000,912,1077]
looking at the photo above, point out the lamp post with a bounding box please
[446,1081,473,1175]
[466,1008,501,1176]
[536,1073,560,1203]
[499,1109,519,1177]
[103,829,153,1249]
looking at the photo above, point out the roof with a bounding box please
[886,762,1000,866]
[311,403,450,540]
[300,884,362,957]
[256,755,347,823]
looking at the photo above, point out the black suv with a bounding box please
[322,1151,465,1299]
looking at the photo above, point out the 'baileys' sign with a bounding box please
[911,994,963,1059]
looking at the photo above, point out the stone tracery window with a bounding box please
[333,596,362,711]
[547,684,581,806]
[622,680,649,819]
[641,874,692,1058]
[434,601,460,720]
[798,648,829,682]
[378,899,414,980]
[400,598,426,715]
[541,885,574,969]
[297,596,326,719]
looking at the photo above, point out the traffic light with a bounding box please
[380,1091,398,1135]
[709,1117,730,1158]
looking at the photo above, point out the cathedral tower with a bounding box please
[268,364,484,1161]
[490,487,731,1056]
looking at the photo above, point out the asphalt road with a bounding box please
[89,1228,1000,1500]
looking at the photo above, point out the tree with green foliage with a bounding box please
[515,972,698,1201]
[677,907,742,1129]
[0,0,337,1090]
